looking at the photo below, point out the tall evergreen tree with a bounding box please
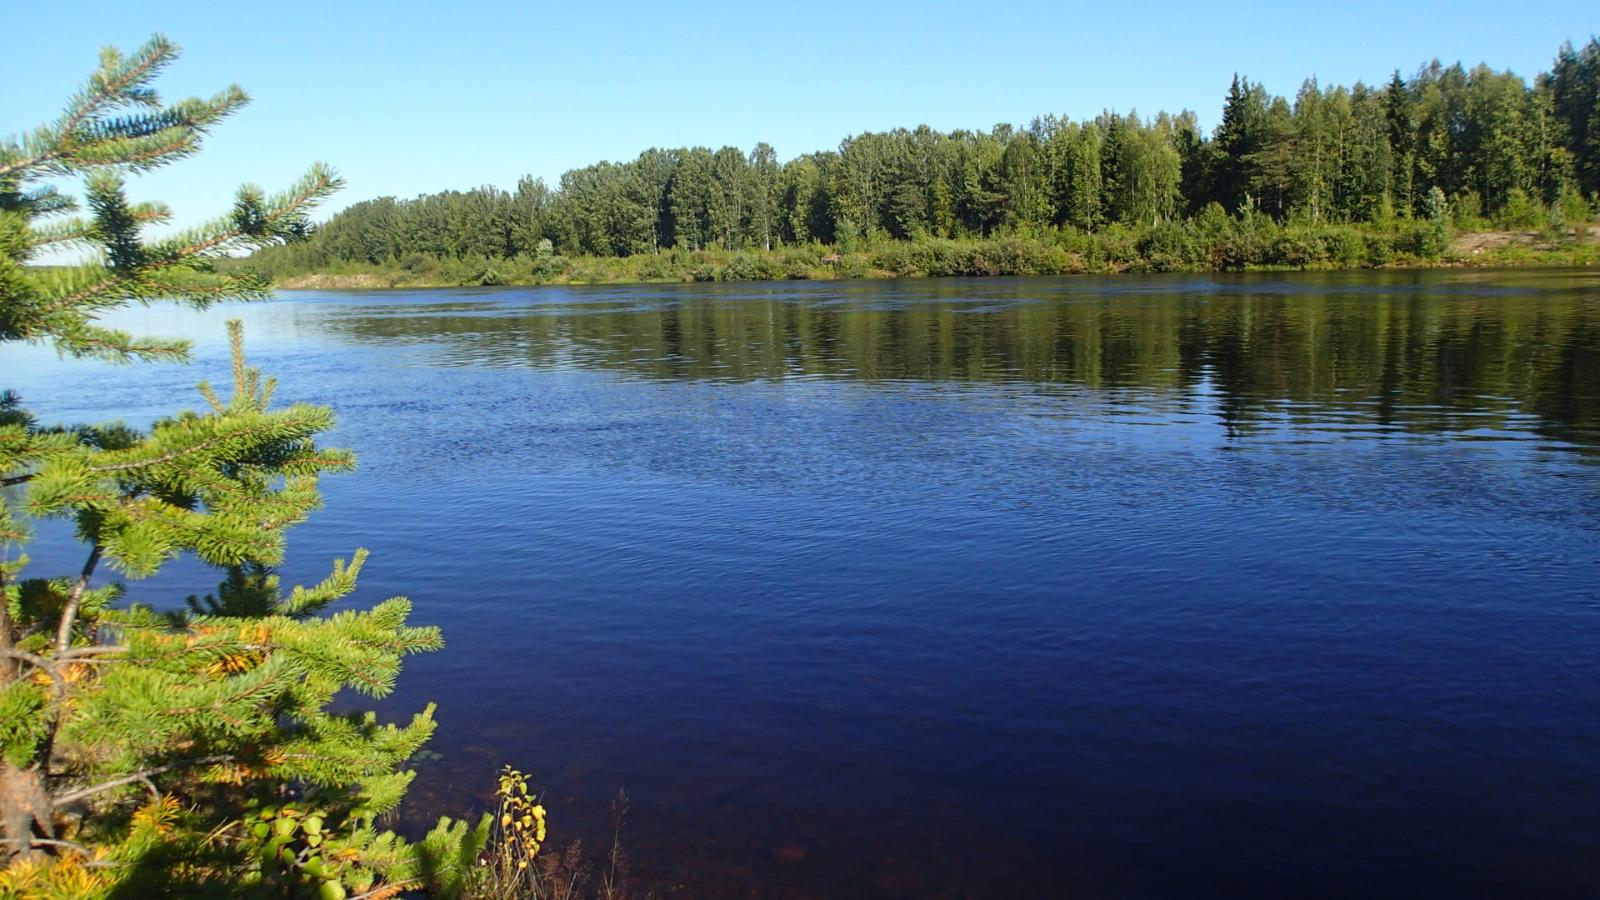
[1173,113,1216,217]
[1213,75,1272,213]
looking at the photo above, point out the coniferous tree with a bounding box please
[1173,114,1216,218]
[1385,71,1418,216]
[0,35,486,898]
[1214,75,1272,213]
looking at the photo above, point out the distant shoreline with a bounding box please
[264,228,1600,291]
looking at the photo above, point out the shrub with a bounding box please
[1137,221,1198,271]
[719,252,783,281]
[1369,233,1397,266]
[402,252,439,275]
[1324,226,1367,267]
[1495,188,1545,230]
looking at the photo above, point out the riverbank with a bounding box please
[253,225,1600,291]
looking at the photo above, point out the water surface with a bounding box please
[6,271,1600,898]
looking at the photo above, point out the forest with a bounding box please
[248,39,1600,283]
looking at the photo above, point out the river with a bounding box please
[6,270,1600,897]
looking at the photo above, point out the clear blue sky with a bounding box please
[4,0,1595,234]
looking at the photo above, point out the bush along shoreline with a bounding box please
[244,215,1600,290]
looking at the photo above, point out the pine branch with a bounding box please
[0,838,80,851]
[31,163,339,341]
[54,545,102,655]
[59,646,128,661]
[50,754,234,808]
[0,36,183,180]
[0,568,14,685]
[0,650,67,698]
[146,162,343,262]
[27,219,97,251]
[40,325,193,364]
[58,37,178,141]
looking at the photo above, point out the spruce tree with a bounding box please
[0,35,485,898]
[1385,71,1418,216]
[1213,75,1271,214]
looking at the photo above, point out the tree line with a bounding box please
[264,38,1600,272]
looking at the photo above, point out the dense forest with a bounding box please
[249,38,1600,282]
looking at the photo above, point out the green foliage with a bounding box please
[241,37,1600,288]
[1496,187,1547,229]
[0,35,483,898]
[235,207,1600,290]
[0,35,340,363]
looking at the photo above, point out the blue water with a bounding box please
[5,271,1600,897]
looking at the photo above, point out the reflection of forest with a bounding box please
[325,274,1600,450]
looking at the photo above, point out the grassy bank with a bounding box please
[243,220,1600,291]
